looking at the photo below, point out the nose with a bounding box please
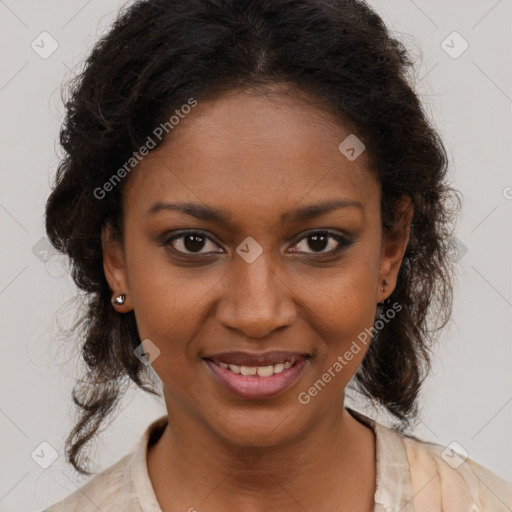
[215,253,296,339]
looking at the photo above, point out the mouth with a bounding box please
[203,351,310,399]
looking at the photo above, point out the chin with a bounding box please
[207,403,307,448]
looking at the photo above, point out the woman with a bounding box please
[44,0,511,510]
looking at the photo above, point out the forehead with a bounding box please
[123,87,380,224]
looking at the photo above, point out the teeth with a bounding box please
[273,362,285,374]
[256,365,274,377]
[219,360,296,377]
[240,366,257,376]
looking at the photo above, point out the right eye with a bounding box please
[162,230,223,256]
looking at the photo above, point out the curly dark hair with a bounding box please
[45,0,462,475]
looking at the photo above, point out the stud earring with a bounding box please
[112,294,126,306]
[378,280,387,306]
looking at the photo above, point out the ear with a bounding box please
[102,223,133,312]
[377,196,413,303]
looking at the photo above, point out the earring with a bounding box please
[378,280,387,306]
[112,294,126,306]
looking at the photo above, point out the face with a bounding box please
[103,86,411,447]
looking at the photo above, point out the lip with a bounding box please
[203,353,310,399]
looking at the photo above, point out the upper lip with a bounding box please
[204,350,309,367]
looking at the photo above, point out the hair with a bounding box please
[45,0,461,475]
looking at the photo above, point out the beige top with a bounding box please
[44,408,512,512]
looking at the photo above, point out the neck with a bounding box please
[147,400,376,512]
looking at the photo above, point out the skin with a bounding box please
[103,85,413,512]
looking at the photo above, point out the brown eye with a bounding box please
[290,231,352,255]
[164,231,222,255]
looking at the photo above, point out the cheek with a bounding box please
[305,260,377,324]
[301,264,378,367]
[126,251,221,377]
[130,277,205,354]
[125,234,203,329]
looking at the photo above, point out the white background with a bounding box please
[0,1,511,510]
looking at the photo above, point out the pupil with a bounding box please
[309,233,328,252]
[184,234,205,252]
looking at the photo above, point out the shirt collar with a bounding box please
[347,407,415,511]
[125,409,415,512]
[127,415,168,512]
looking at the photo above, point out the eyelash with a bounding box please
[161,229,352,258]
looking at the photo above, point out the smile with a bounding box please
[203,355,309,399]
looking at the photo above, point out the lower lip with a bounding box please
[204,358,308,399]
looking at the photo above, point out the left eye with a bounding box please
[290,231,350,254]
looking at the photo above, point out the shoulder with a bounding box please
[43,452,132,512]
[43,415,167,512]
[43,415,168,512]
[399,431,512,511]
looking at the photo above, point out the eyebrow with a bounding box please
[145,198,364,223]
